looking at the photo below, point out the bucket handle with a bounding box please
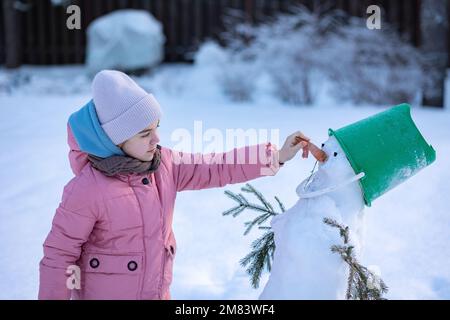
[296,172,366,199]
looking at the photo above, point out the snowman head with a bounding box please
[318,136,356,183]
[296,135,365,205]
[295,135,365,213]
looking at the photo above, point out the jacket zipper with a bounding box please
[132,179,146,300]
[153,173,167,299]
[159,246,167,299]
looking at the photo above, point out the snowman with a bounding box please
[259,104,436,300]
[259,136,366,299]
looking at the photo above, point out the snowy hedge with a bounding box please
[195,5,433,106]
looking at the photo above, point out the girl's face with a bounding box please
[118,119,160,162]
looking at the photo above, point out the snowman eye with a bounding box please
[333,152,338,157]
[321,143,325,147]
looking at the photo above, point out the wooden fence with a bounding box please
[1,0,426,65]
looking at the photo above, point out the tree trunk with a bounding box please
[3,0,23,68]
[420,0,449,107]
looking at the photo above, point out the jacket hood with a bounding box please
[68,100,125,158]
[67,122,88,176]
[67,99,125,176]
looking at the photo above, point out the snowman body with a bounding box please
[259,136,366,299]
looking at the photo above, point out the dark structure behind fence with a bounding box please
[1,0,449,105]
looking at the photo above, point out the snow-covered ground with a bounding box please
[0,65,449,299]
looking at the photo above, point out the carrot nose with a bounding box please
[293,136,328,162]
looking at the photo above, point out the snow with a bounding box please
[0,64,449,299]
[260,136,365,299]
[86,10,165,74]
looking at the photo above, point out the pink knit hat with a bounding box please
[92,70,162,145]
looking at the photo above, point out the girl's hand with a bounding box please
[278,131,327,164]
[278,131,310,164]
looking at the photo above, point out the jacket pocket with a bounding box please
[78,252,143,299]
[162,234,177,289]
[166,232,177,257]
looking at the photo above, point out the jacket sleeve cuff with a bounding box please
[259,142,283,176]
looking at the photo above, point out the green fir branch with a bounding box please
[239,230,275,289]
[223,183,282,288]
[274,196,286,213]
[324,218,389,300]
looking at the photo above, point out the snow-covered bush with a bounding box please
[218,17,261,102]
[194,41,256,101]
[325,17,430,105]
[195,6,346,104]
[251,7,342,105]
[86,10,165,74]
[196,5,432,106]
[220,57,258,102]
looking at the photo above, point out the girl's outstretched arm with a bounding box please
[172,142,282,192]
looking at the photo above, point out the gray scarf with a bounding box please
[88,145,161,177]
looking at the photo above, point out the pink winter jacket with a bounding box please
[38,123,282,300]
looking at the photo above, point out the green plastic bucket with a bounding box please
[328,103,436,206]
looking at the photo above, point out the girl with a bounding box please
[38,70,310,300]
